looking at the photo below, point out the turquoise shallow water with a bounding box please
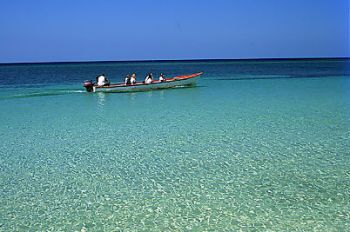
[1,59,350,230]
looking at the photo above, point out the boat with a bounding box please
[83,72,203,93]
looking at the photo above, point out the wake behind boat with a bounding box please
[83,72,203,93]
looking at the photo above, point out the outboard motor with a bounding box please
[83,80,94,92]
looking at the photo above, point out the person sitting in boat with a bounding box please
[144,73,153,84]
[125,74,131,85]
[130,73,137,85]
[96,74,110,86]
[159,73,166,82]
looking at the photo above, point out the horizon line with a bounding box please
[0,56,349,65]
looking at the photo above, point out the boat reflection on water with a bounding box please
[96,92,106,108]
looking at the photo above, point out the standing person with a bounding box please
[159,73,166,82]
[130,73,137,84]
[125,74,131,85]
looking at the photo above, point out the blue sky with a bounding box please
[0,0,349,63]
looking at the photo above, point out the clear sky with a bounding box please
[0,0,349,63]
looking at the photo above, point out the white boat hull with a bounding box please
[86,72,203,93]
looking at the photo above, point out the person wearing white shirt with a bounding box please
[144,73,153,84]
[159,73,165,82]
[130,73,137,85]
[125,74,131,85]
[96,74,110,86]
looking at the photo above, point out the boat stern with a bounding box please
[83,80,95,92]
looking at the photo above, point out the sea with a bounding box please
[0,59,349,231]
